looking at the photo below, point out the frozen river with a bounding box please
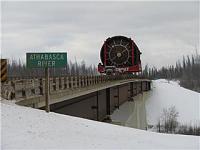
[111,79,200,130]
[111,92,150,130]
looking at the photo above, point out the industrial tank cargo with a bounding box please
[98,36,142,74]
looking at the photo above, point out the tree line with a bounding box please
[142,53,200,92]
[7,59,98,79]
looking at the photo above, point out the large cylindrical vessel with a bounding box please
[98,36,141,74]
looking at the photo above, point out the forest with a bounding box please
[7,60,98,78]
[142,53,200,92]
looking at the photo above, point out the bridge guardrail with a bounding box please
[1,75,140,100]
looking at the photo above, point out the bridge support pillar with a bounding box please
[130,82,133,100]
[148,82,151,90]
[117,85,120,108]
[106,88,110,116]
[133,82,137,96]
[96,91,99,121]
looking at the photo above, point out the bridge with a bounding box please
[1,75,151,121]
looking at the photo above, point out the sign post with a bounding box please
[45,67,50,112]
[26,53,67,112]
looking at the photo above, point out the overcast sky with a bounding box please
[1,1,199,68]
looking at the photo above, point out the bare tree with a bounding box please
[160,106,179,133]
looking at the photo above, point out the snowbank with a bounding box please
[146,79,200,125]
[1,101,199,149]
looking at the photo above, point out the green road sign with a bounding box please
[26,53,67,68]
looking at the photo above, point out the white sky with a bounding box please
[1,1,199,68]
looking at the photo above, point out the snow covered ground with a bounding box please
[0,100,199,149]
[1,79,200,149]
[146,79,200,126]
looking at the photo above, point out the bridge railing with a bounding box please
[1,74,136,100]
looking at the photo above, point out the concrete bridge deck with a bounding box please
[16,78,150,108]
[1,75,151,121]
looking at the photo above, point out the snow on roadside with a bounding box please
[1,101,199,149]
[146,79,200,126]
